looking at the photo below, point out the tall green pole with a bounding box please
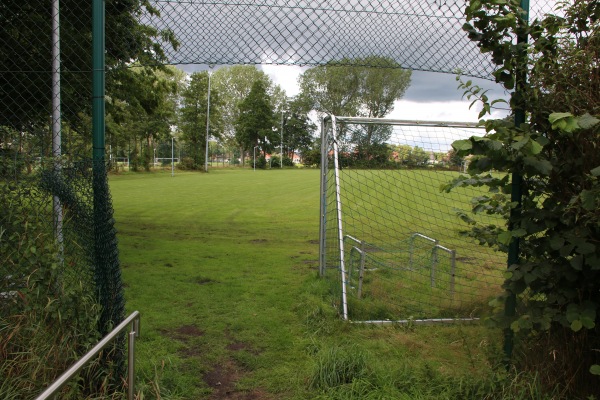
[91,0,125,381]
[92,0,105,162]
[504,0,529,366]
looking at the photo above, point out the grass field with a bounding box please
[110,168,536,399]
[323,168,506,322]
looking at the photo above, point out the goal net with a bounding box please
[318,115,505,324]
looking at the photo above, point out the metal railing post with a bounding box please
[35,311,141,400]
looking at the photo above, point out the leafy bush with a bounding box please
[0,185,103,399]
[270,155,281,168]
[443,0,600,396]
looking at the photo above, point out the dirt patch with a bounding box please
[162,324,205,342]
[226,341,259,355]
[164,262,174,268]
[176,325,204,337]
[204,359,272,400]
[193,276,217,285]
[307,239,319,244]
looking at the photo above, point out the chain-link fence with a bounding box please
[1,0,558,397]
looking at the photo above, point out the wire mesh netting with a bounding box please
[142,0,557,77]
[319,116,505,322]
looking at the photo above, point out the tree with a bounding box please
[355,56,411,160]
[179,72,223,170]
[298,59,362,117]
[235,80,276,164]
[298,56,411,118]
[444,1,600,395]
[212,66,274,165]
[105,65,183,170]
[281,97,317,163]
[298,57,411,162]
[0,0,177,149]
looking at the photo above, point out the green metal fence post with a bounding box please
[504,0,530,367]
[92,0,105,162]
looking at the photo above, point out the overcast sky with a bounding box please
[260,64,510,122]
[179,62,510,123]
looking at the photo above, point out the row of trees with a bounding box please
[105,57,414,171]
[3,45,414,172]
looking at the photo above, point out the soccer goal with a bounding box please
[318,115,505,324]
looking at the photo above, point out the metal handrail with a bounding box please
[36,311,141,400]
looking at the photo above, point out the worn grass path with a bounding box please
[112,169,325,398]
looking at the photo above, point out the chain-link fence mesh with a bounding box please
[142,0,555,77]
[1,0,559,397]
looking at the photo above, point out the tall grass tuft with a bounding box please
[309,345,370,390]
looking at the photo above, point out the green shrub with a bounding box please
[0,185,103,399]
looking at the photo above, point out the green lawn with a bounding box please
[110,168,516,399]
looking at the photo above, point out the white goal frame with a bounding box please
[318,114,492,324]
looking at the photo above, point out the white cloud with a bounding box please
[389,100,509,123]
[260,64,307,97]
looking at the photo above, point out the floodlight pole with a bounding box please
[280,109,284,168]
[52,0,64,258]
[205,66,213,173]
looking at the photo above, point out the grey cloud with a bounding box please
[404,70,509,103]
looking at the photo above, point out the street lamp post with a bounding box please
[253,145,258,171]
[205,65,214,173]
[280,109,284,169]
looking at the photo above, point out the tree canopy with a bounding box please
[298,56,411,119]
[0,0,177,137]
[235,79,275,157]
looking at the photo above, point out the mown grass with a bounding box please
[110,168,552,399]
[325,168,505,322]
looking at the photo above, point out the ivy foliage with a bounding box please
[443,0,600,368]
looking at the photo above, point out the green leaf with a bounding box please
[453,139,472,151]
[580,190,597,211]
[549,112,579,133]
[590,365,600,376]
[566,304,579,322]
[529,140,543,155]
[591,166,600,177]
[549,112,573,124]
[498,231,512,246]
[523,157,552,175]
[577,113,600,129]
[549,236,564,250]
[511,137,529,151]
[510,320,521,333]
[512,228,527,237]
[570,319,583,332]
[576,241,596,255]
[570,255,583,271]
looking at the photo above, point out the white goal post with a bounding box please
[318,115,504,324]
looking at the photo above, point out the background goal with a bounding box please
[318,115,504,324]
